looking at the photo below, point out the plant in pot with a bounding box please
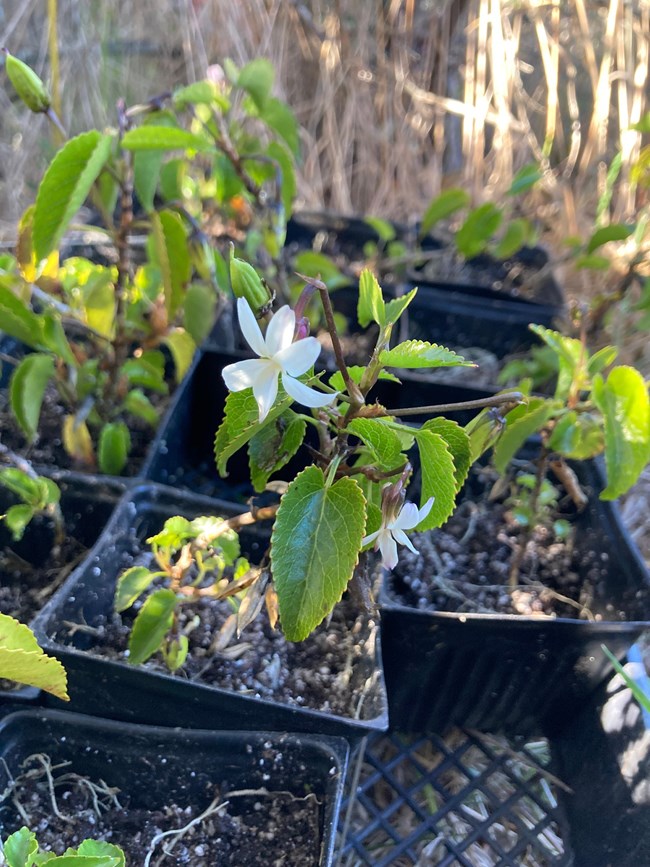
[381,321,650,735]
[32,266,522,737]
[0,53,298,475]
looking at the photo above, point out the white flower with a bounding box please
[222,298,337,422]
[362,497,435,570]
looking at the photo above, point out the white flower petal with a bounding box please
[392,501,421,531]
[222,358,273,392]
[265,305,295,356]
[417,497,435,524]
[282,373,337,409]
[275,336,321,377]
[252,363,280,422]
[378,533,399,570]
[362,530,381,548]
[392,529,419,555]
[237,298,267,357]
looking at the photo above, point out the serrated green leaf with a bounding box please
[456,203,503,259]
[293,251,348,291]
[420,188,470,237]
[123,389,159,427]
[493,398,555,474]
[163,329,196,381]
[348,418,404,469]
[128,588,178,665]
[260,97,300,156]
[238,58,274,110]
[3,827,38,867]
[148,516,194,551]
[98,422,131,475]
[38,855,120,866]
[548,411,604,459]
[529,324,585,400]
[0,612,68,699]
[10,353,55,441]
[4,504,35,541]
[115,566,161,612]
[592,366,650,499]
[248,410,306,492]
[122,126,212,153]
[508,164,542,196]
[358,269,385,327]
[383,287,418,328]
[76,841,124,867]
[215,388,293,475]
[422,418,471,491]
[586,224,634,253]
[33,131,113,261]
[133,150,164,213]
[493,218,530,259]
[149,210,190,317]
[380,340,471,369]
[413,429,456,529]
[271,467,366,641]
[183,282,217,345]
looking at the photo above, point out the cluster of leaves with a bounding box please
[1,827,124,867]
[1,55,298,474]
[0,468,61,542]
[507,474,571,540]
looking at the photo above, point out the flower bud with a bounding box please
[229,248,272,317]
[294,316,310,341]
[4,50,51,113]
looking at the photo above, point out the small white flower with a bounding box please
[222,298,337,422]
[362,497,435,570]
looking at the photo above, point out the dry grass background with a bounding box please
[0,0,648,279]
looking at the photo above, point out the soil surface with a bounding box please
[388,465,608,619]
[0,754,322,866]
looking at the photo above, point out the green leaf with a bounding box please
[150,210,191,317]
[33,131,113,261]
[529,324,585,400]
[0,468,42,504]
[98,422,131,475]
[76,841,124,867]
[122,126,213,153]
[383,287,418,328]
[380,340,471,369]
[0,612,68,700]
[548,411,604,459]
[592,366,650,499]
[328,366,400,392]
[248,410,306,492]
[586,224,634,253]
[128,588,178,665]
[164,634,189,672]
[357,268,385,327]
[575,253,611,271]
[183,283,217,345]
[4,504,35,541]
[420,188,470,237]
[493,218,530,259]
[133,150,164,213]
[292,251,348,291]
[173,80,220,108]
[260,97,300,156]
[364,217,396,243]
[237,58,275,111]
[82,270,115,339]
[163,329,196,381]
[413,429,456,529]
[115,565,161,612]
[508,164,542,195]
[38,855,120,866]
[0,281,46,348]
[271,467,366,641]
[422,418,471,491]
[10,353,55,442]
[215,388,293,475]
[348,418,404,469]
[456,203,503,259]
[123,389,159,427]
[266,140,296,216]
[588,345,617,377]
[121,358,168,394]
[493,398,555,474]
[159,158,184,201]
[3,827,38,867]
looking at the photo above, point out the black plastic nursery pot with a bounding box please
[0,708,349,866]
[31,483,389,741]
[0,471,125,705]
[380,459,650,737]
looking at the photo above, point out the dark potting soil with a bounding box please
[389,466,609,620]
[0,383,168,476]
[0,754,321,867]
[77,587,379,718]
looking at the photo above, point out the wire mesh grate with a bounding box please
[337,729,573,867]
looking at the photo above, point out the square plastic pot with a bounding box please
[31,483,389,742]
[380,459,650,736]
[0,708,349,867]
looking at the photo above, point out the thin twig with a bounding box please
[381,391,524,417]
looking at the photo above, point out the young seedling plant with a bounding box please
[115,264,524,666]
